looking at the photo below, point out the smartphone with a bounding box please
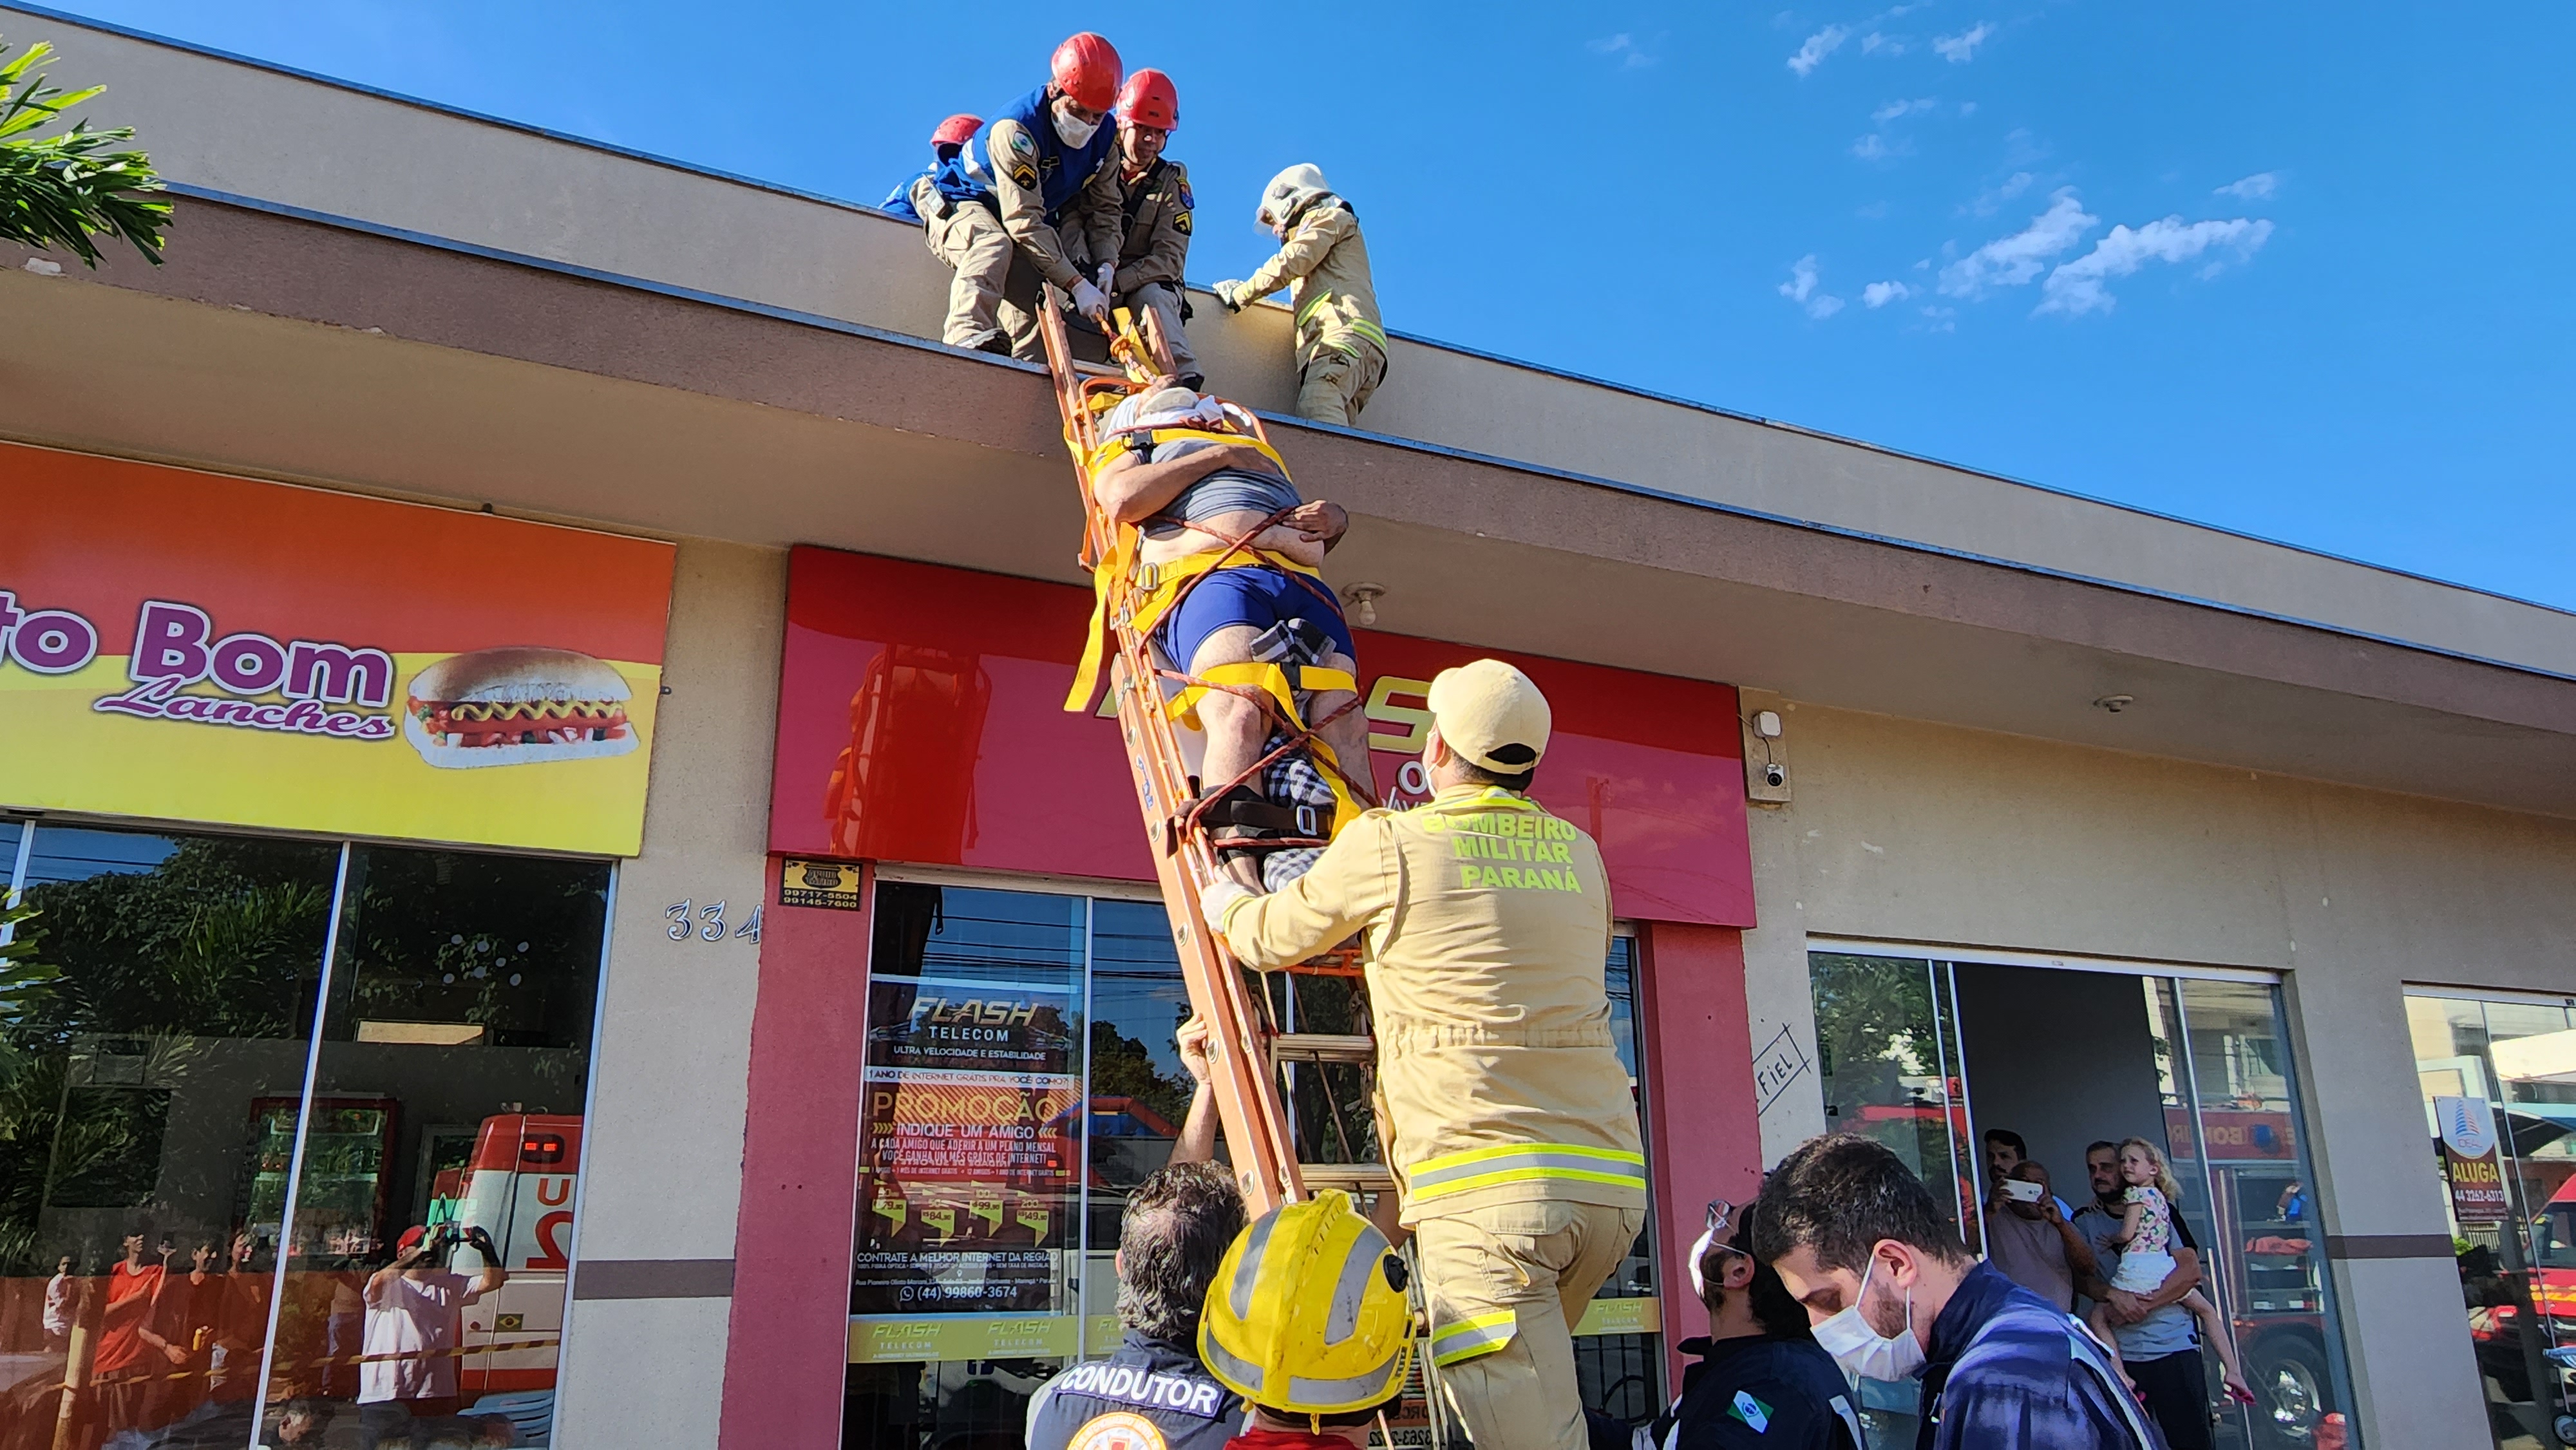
[2002,1178,2046,1204]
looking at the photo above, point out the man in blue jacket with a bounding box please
[906,33,1126,359]
[1752,1133,2166,1450]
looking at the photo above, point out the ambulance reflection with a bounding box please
[264,1113,576,1449]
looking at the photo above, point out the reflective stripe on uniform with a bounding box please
[1291,292,1388,355]
[1289,1356,1406,1408]
[1428,1310,1517,1366]
[1404,1143,1649,1201]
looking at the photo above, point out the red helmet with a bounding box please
[929,114,983,149]
[1117,69,1178,131]
[1050,32,1122,113]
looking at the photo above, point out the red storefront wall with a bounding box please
[719,549,1763,1447]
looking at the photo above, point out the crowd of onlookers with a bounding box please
[1021,1120,2304,1450]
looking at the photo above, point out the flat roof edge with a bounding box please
[141,189,2576,701]
[23,1,2569,626]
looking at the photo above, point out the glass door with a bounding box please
[1810,952,1981,1449]
[2407,990,2576,1450]
[1820,951,2363,1449]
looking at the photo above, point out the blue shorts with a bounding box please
[1156,567,1354,670]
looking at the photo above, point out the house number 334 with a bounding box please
[666,899,762,944]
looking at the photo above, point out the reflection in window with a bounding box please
[254,845,611,1447]
[0,824,340,1450]
[2409,992,2576,1450]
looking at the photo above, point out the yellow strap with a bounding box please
[1083,426,1287,480]
[1063,546,1326,714]
[1169,660,1365,838]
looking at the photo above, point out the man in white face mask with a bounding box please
[1751,1135,2166,1450]
[927,32,1128,359]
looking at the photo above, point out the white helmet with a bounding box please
[1255,163,1330,231]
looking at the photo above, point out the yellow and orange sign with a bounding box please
[0,445,674,855]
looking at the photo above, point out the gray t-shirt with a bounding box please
[2072,1201,2198,1359]
[1983,1208,2077,1312]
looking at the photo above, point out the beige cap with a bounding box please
[1426,659,1551,773]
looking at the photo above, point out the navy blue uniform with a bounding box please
[883,153,988,224]
[1919,1262,2166,1450]
[1027,1332,1245,1450]
[1645,1333,1863,1450]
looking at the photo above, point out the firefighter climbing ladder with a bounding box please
[1036,294,1394,1221]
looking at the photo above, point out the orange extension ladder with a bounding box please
[1036,294,1394,1221]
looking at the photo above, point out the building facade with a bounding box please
[1,10,2571,1450]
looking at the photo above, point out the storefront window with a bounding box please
[1815,950,2362,1450]
[2407,990,2576,1450]
[269,845,611,1447]
[1574,936,1662,1424]
[0,823,339,1450]
[0,820,611,1450]
[846,885,1659,1449]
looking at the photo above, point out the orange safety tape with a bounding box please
[78,1336,563,1389]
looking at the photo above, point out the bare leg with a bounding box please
[2185,1289,2251,1398]
[1311,649,1372,804]
[1188,625,1268,889]
[2083,1304,2139,1391]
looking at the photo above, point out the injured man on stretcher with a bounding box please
[1089,385,1374,890]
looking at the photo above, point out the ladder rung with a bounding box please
[1298,1163,1396,1194]
[1270,1033,1378,1066]
[1283,945,1368,978]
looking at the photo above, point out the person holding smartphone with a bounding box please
[357,1223,506,1436]
[1982,1162,2099,1313]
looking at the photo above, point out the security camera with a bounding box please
[1763,763,1786,788]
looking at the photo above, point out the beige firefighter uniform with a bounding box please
[1232,201,1388,426]
[951,112,1121,360]
[1213,785,1647,1450]
[1095,156,1198,377]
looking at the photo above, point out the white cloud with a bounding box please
[1852,134,1891,160]
[1861,30,1902,54]
[1788,24,1851,76]
[1958,100,1978,116]
[1587,32,1657,68]
[1779,255,1846,317]
[1872,97,1938,122]
[2215,171,2279,200]
[1940,188,2099,297]
[1962,169,2035,216]
[1919,304,1958,332]
[1933,21,1994,62]
[1863,280,1913,308]
[2038,215,2274,315]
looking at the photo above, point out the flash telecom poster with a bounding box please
[852,974,1083,1319]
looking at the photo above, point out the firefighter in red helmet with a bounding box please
[908,33,1128,359]
[1074,68,1201,386]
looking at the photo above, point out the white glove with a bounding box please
[1095,261,1117,294]
[1200,879,1253,932]
[1070,278,1110,320]
[1213,280,1247,312]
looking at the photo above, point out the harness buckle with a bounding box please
[1135,560,1162,591]
[1296,804,1321,837]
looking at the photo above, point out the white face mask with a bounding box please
[1810,1254,1926,1382]
[1052,99,1099,147]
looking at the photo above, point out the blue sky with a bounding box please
[39,1,2576,611]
